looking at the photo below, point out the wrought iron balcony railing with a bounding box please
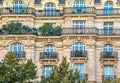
[0,7,36,15]
[71,51,87,57]
[1,7,120,16]
[36,10,63,17]
[63,7,95,14]
[62,28,120,36]
[96,8,120,16]
[8,51,26,58]
[102,75,116,82]
[40,52,58,59]
[100,51,118,58]
[98,29,120,36]
[62,27,97,35]
[79,74,88,80]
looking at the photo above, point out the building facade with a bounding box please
[0,0,120,83]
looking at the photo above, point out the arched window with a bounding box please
[11,42,24,58]
[44,45,55,52]
[104,2,113,15]
[13,1,25,14]
[73,0,86,14]
[72,42,85,51]
[44,3,56,16]
[103,44,113,52]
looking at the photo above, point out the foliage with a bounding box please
[0,53,37,83]
[40,56,83,83]
[103,78,120,83]
[1,22,37,35]
[38,23,62,36]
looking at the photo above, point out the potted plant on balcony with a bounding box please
[38,23,54,36]
[75,50,79,57]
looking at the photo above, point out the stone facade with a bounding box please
[0,0,120,83]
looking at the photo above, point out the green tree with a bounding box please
[40,57,81,83]
[0,53,37,83]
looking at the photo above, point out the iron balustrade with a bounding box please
[36,10,63,17]
[63,7,95,14]
[0,7,120,16]
[71,51,87,57]
[8,51,26,58]
[40,52,58,59]
[98,29,120,36]
[0,7,36,15]
[102,75,116,82]
[62,27,98,35]
[100,51,118,58]
[79,74,88,80]
[96,8,120,16]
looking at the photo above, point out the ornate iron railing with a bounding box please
[40,52,58,59]
[100,51,118,58]
[8,51,26,58]
[1,7,120,16]
[71,51,87,57]
[0,7,36,15]
[102,75,116,82]
[62,27,98,35]
[36,10,64,17]
[96,8,120,16]
[63,7,95,14]
[62,28,120,36]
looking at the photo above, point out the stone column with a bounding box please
[87,45,96,83]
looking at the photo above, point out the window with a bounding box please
[73,64,85,80]
[104,44,113,52]
[103,44,113,57]
[72,42,85,51]
[59,0,65,4]
[94,0,101,3]
[0,0,3,4]
[104,2,113,15]
[11,43,24,58]
[72,21,85,34]
[73,21,85,29]
[13,1,25,14]
[117,0,120,2]
[103,66,114,80]
[44,3,56,16]
[73,0,86,14]
[103,22,113,35]
[34,0,41,4]
[44,45,55,52]
[43,66,52,78]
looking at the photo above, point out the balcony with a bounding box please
[100,51,118,59]
[98,29,120,36]
[102,75,116,82]
[8,51,26,59]
[62,27,97,35]
[79,74,88,80]
[70,51,88,63]
[62,28,120,36]
[0,7,36,15]
[40,52,58,64]
[100,51,118,65]
[96,8,120,16]
[36,10,63,17]
[64,7,95,15]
